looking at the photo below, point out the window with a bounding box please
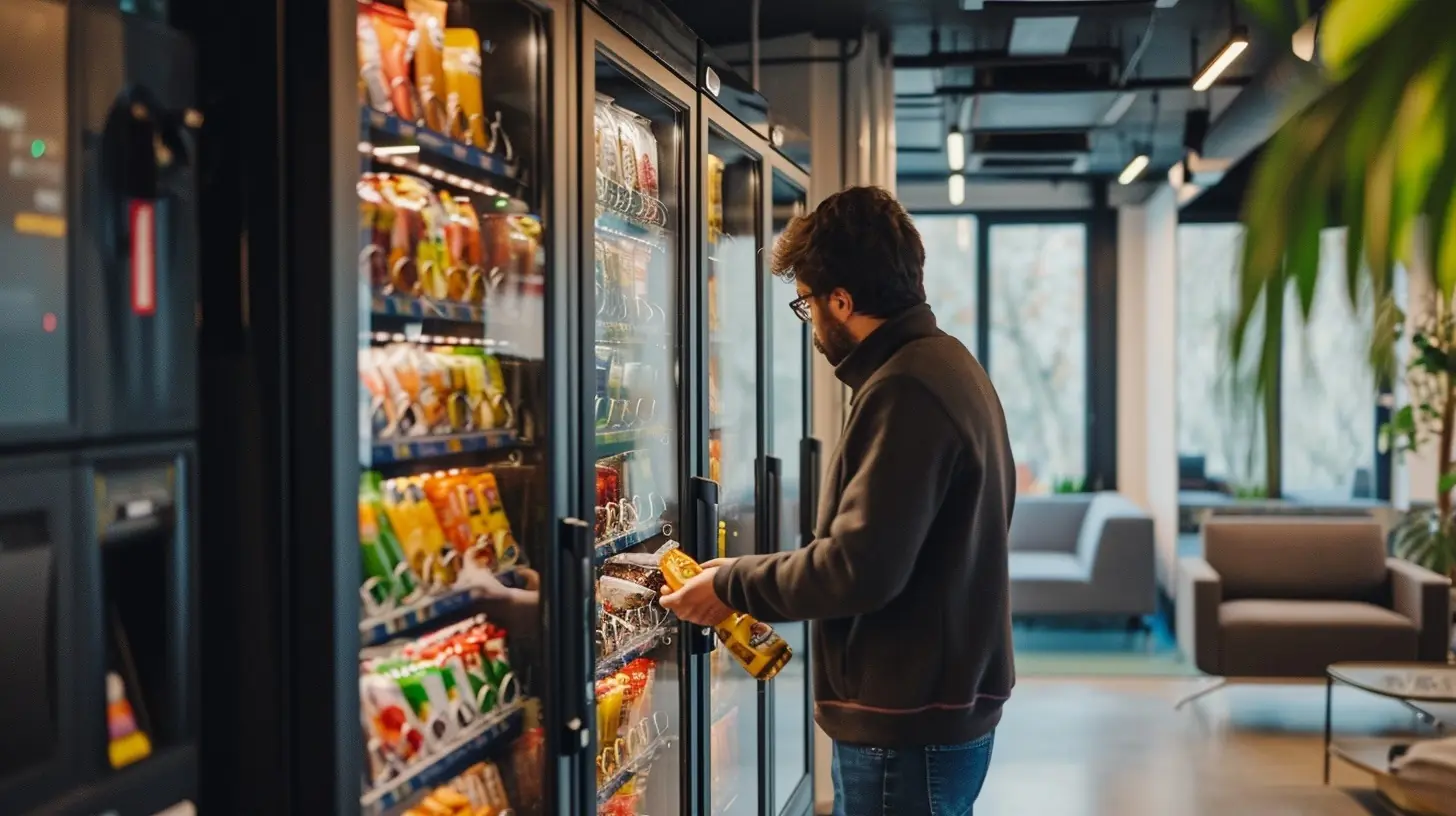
[1175,224,1381,501]
[1280,228,1377,500]
[915,214,978,354]
[1175,224,1266,493]
[988,224,1087,494]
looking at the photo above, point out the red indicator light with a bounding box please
[42,312,57,333]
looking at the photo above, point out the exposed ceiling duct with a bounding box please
[962,0,1180,11]
[1008,16,1080,55]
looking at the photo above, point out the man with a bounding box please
[661,186,1016,816]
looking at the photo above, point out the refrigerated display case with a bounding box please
[578,7,699,815]
[353,2,558,815]
[0,2,202,815]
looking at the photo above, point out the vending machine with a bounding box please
[0,1,201,814]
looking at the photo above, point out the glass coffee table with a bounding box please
[1324,662,1456,784]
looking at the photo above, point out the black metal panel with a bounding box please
[35,745,197,816]
[586,0,697,83]
[73,8,199,440]
[0,456,80,816]
[699,43,770,140]
[1086,197,1118,491]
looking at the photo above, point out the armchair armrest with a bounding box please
[1177,557,1223,675]
[1387,558,1452,662]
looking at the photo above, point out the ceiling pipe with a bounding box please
[893,46,1120,69]
[894,75,1250,100]
[749,0,760,90]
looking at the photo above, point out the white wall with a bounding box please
[1117,186,1180,597]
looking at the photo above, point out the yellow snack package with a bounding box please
[443,28,488,148]
[404,0,449,132]
[470,471,520,568]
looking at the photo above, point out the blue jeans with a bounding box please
[831,732,994,816]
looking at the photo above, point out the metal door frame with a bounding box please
[577,6,702,814]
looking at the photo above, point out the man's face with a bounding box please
[800,284,858,367]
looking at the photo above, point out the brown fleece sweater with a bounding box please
[713,304,1016,747]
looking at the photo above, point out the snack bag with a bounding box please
[366,3,420,122]
[602,552,666,594]
[615,108,641,197]
[470,471,520,567]
[357,6,391,112]
[440,355,473,432]
[358,174,393,291]
[404,0,449,131]
[361,671,428,765]
[380,175,425,297]
[598,576,655,613]
[443,28,488,147]
[414,349,450,433]
[378,344,423,436]
[438,192,478,302]
[360,348,397,439]
[418,474,474,554]
[594,95,623,191]
[417,185,452,301]
[362,471,418,595]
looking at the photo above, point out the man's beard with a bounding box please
[813,314,858,366]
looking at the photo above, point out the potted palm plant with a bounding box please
[1231,0,1456,579]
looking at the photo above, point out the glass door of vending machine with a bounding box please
[763,161,814,816]
[700,103,764,816]
[579,7,696,816]
[354,1,559,814]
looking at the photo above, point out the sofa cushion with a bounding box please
[1008,495,1091,554]
[1204,518,1388,601]
[1008,552,1089,583]
[1219,599,1418,677]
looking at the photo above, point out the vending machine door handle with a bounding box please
[800,438,821,542]
[556,517,592,756]
[761,456,781,556]
[688,477,719,656]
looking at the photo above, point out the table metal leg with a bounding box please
[1323,675,1333,785]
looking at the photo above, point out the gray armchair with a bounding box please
[1177,517,1450,702]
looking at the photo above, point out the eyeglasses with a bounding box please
[789,295,812,323]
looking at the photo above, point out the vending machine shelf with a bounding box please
[360,700,527,816]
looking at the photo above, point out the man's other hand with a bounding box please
[659,558,735,625]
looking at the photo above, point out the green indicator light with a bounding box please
[494,198,507,209]
[30,140,45,159]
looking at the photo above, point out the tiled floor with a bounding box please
[975,678,1423,815]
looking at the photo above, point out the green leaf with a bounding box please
[1439,471,1456,497]
[1319,0,1418,78]
[1391,54,1452,267]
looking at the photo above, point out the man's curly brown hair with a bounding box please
[771,186,926,317]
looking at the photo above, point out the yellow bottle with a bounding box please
[659,548,792,681]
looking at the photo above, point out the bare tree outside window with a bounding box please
[915,215,979,354]
[988,224,1087,494]
[1176,224,1266,492]
[1280,228,1376,500]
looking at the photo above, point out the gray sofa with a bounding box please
[1008,493,1157,617]
[1178,517,1451,679]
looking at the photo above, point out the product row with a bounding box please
[593,95,665,226]
[361,343,514,441]
[359,468,523,613]
[592,234,667,334]
[360,172,541,307]
[593,452,668,544]
[358,0,509,157]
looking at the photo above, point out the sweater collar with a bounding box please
[833,304,940,393]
